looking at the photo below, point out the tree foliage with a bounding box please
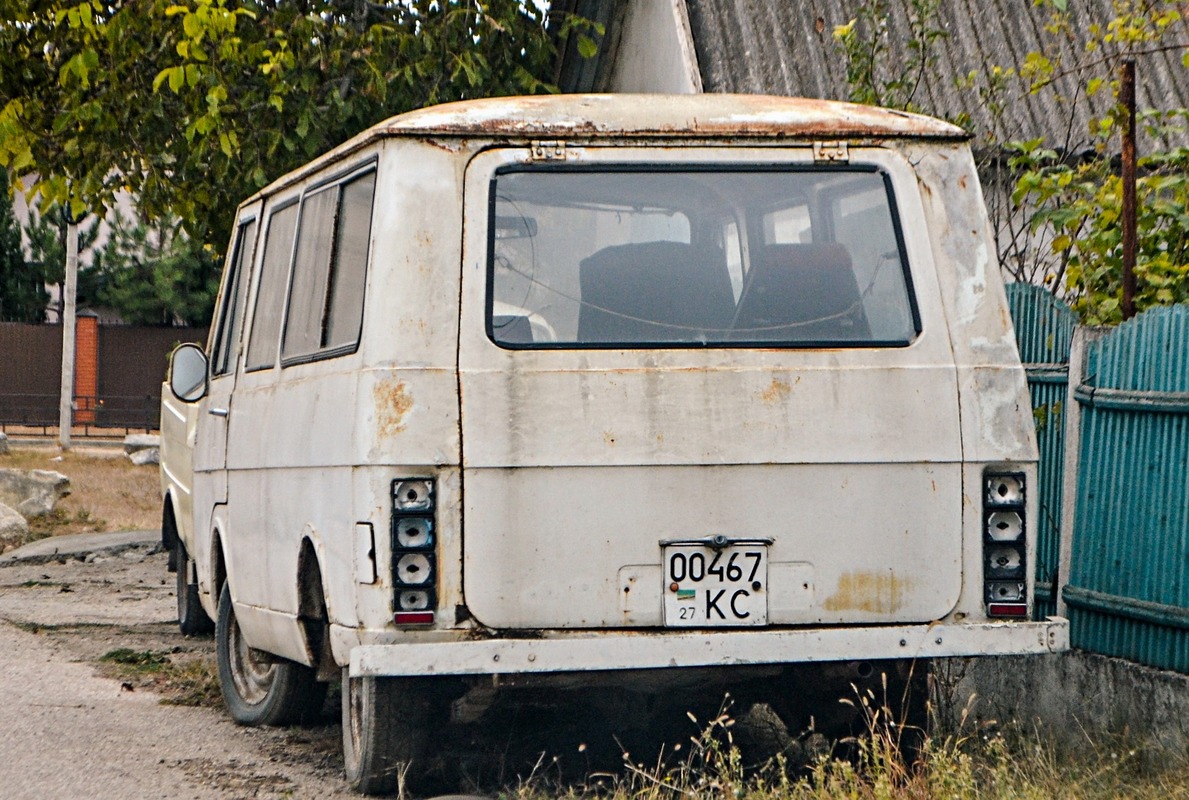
[87,210,221,325]
[0,169,49,322]
[0,0,561,321]
[833,0,1189,324]
[831,0,947,112]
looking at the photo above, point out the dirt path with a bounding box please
[0,541,731,799]
[0,546,354,799]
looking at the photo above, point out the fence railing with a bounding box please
[1006,284,1077,621]
[1008,287,1189,674]
[0,393,158,436]
[1064,306,1189,673]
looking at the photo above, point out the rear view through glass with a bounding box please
[488,166,919,348]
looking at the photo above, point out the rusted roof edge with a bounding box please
[248,95,970,202]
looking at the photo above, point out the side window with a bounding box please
[281,168,377,364]
[324,175,376,349]
[210,219,257,377]
[245,202,298,371]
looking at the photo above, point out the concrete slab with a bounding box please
[0,529,160,567]
[954,650,1189,753]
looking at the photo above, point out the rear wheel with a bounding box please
[175,539,214,635]
[342,670,430,795]
[216,583,324,726]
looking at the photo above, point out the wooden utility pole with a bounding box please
[58,220,78,449]
[1120,58,1138,321]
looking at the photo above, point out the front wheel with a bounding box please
[342,669,431,795]
[216,583,325,726]
[175,539,214,636]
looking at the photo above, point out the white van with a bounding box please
[160,94,1068,794]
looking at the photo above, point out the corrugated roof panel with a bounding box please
[685,0,1189,151]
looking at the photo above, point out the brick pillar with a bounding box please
[74,313,99,424]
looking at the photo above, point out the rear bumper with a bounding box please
[350,617,1069,678]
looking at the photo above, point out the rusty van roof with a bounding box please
[375,94,968,140]
[252,94,967,200]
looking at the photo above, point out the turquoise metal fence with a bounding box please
[1064,306,1189,673]
[1006,284,1077,620]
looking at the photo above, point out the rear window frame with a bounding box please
[484,162,923,351]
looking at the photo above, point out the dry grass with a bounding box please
[504,702,1189,800]
[1,445,159,537]
[97,648,221,707]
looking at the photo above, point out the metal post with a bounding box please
[1120,58,1137,321]
[58,221,78,450]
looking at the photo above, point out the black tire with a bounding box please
[342,669,430,795]
[216,583,324,726]
[176,539,214,636]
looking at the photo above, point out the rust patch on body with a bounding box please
[822,571,912,613]
[375,379,413,436]
[759,378,792,404]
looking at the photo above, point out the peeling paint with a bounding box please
[822,571,912,613]
[374,379,413,437]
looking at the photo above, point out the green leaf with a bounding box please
[152,68,172,93]
[577,34,597,59]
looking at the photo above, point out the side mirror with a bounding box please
[169,343,209,402]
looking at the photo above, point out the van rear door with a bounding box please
[457,146,963,630]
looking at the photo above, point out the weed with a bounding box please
[96,647,220,707]
[503,694,1189,800]
[99,647,171,670]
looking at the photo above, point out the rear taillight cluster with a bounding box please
[984,471,1028,618]
[391,478,436,625]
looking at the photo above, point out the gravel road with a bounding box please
[0,544,358,800]
[0,536,764,799]
[0,539,695,799]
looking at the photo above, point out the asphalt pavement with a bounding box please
[0,529,160,567]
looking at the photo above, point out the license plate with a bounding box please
[662,541,768,626]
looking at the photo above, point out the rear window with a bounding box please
[487,166,919,348]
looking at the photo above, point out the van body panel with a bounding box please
[908,143,1038,463]
[462,463,963,628]
[457,360,960,468]
[458,145,965,629]
[159,387,197,541]
[350,618,1069,678]
[230,598,314,667]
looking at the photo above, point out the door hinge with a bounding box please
[529,140,567,161]
[813,141,850,163]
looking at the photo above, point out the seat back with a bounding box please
[734,243,870,341]
[577,241,734,343]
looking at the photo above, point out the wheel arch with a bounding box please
[210,525,228,603]
[161,492,180,552]
[297,535,338,677]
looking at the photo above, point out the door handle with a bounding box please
[208,407,229,418]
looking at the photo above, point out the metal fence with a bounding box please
[1064,306,1189,673]
[0,322,206,436]
[1006,284,1077,620]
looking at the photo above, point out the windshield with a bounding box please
[487,166,919,349]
